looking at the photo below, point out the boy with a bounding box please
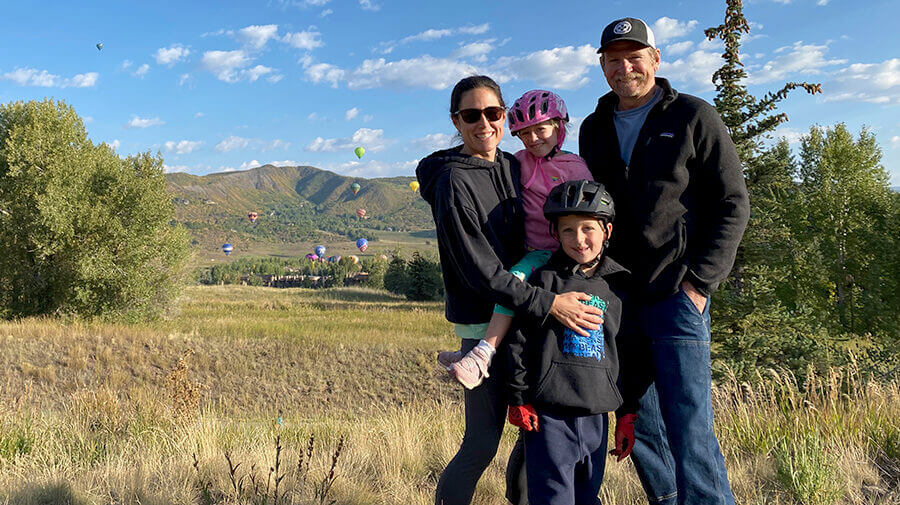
[505,179,648,505]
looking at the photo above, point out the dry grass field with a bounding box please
[1,286,897,504]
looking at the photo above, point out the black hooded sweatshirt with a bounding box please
[505,251,651,417]
[416,147,556,324]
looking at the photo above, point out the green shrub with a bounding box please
[774,431,844,505]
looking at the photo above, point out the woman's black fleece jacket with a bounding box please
[416,146,556,324]
[505,252,651,418]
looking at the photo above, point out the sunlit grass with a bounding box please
[1,286,897,504]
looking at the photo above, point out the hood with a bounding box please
[415,146,516,205]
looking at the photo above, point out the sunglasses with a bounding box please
[453,106,506,124]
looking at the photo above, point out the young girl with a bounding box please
[438,89,595,389]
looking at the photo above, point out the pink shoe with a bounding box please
[450,345,493,390]
[437,350,463,370]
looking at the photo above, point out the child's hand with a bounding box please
[508,404,539,431]
[610,413,637,462]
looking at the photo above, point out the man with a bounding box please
[579,17,749,505]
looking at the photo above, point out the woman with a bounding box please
[416,75,605,505]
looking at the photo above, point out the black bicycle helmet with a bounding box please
[543,179,615,223]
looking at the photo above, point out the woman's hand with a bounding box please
[549,291,604,336]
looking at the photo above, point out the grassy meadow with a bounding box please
[1,286,898,504]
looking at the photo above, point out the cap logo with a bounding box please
[613,21,632,35]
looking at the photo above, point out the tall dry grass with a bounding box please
[1,286,897,504]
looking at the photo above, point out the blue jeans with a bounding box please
[630,288,735,505]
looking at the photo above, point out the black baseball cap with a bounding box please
[597,17,657,53]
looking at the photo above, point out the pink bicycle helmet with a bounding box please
[508,89,570,148]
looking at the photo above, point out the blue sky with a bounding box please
[2,0,898,185]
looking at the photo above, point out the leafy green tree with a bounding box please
[794,124,898,336]
[0,99,190,320]
[382,252,408,295]
[359,257,387,289]
[404,251,443,301]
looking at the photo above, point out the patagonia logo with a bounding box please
[550,176,560,182]
[660,132,674,138]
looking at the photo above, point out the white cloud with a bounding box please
[1,68,98,88]
[891,136,900,148]
[126,116,164,128]
[307,112,320,120]
[307,55,480,90]
[345,107,359,120]
[282,29,323,50]
[666,40,694,56]
[379,23,490,54]
[410,133,455,152]
[267,74,284,83]
[83,116,94,123]
[154,44,190,66]
[660,49,722,91]
[652,17,699,44]
[244,64,275,82]
[320,9,333,17]
[194,112,205,118]
[359,0,380,11]
[747,42,847,85]
[237,24,279,49]
[121,60,133,69]
[163,164,190,173]
[179,73,192,86]
[69,72,99,88]
[496,44,600,90]
[132,64,150,78]
[824,58,900,104]
[451,40,495,62]
[164,140,203,154]
[201,50,277,83]
[263,139,290,151]
[817,0,830,5]
[109,139,120,150]
[362,114,373,122]
[239,160,262,170]
[202,50,251,82]
[305,128,392,153]
[215,136,250,152]
[772,126,806,145]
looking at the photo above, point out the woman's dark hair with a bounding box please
[450,75,505,114]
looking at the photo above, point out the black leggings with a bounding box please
[435,338,527,505]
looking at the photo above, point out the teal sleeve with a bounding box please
[493,249,553,316]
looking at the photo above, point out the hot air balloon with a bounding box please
[354,147,365,159]
[409,180,420,192]
[314,245,326,258]
[351,182,361,195]
[356,208,366,219]
[305,253,318,261]
[248,212,258,223]
[349,255,359,265]
[96,43,103,51]
[222,243,234,255]
[356,238,368,253]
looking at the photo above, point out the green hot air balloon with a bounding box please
[351,182,361,195]
[354,147,365,159]
[96,43,103,51]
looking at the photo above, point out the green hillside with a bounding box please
[165,164,434,249]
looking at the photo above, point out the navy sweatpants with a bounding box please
[524,411,608,505]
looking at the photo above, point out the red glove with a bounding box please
[610,413,637,462]
[507,405,539,432]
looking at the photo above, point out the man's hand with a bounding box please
[549,291,604,336]
[681,280,707,313]
[508,405,539,432]
[609,413,637,462]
